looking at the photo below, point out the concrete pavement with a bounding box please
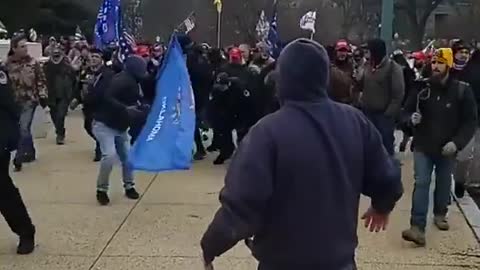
[1,111,480,270]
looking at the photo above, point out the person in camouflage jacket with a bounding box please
[5,34,48,172]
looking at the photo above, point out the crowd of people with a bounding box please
[0,30,479,270]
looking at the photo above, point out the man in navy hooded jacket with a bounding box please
[200,39,403,270]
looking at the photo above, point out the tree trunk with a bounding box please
[406,9,426,50]
[411,26,425,50]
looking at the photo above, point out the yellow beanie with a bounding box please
[433,48,454,68]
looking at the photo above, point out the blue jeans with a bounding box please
[15,101,37,161]
[411,152,454,231]
[92,121,134,192]
[364,112,395,156]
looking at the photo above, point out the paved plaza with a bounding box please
[1,111,480,270]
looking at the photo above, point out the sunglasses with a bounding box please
[430,61,446,65]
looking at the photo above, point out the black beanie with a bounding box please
[367,39,387,66]
[451,39,468,55]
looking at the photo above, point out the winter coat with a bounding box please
[403,77,477,156]
[6,55,47,103]
[43,59,76,105]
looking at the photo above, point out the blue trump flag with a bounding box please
[94,0,121,50]
[128,34,196,172]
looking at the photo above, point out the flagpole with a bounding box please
[216,11,222,48]
[310,10,317,40]
[175,11,195,32]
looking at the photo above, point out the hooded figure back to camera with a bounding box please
[201,38,403,270]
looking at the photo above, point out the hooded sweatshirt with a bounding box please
[201,38,403,269]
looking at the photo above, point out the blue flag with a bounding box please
[267,1,282,59]
[94,0,121,50]
[128,34,196,172]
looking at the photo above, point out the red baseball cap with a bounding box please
[335,40,350,51]
[229,47,243,62]
[135,45,150,57]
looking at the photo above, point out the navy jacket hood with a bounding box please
[277,38,330,102]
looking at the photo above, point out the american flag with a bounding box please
[255,10,269,41]
[118,30,137,62]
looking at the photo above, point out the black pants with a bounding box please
[83,109,100,153]
[49,98,69,137]
[0,151,35,237]
[217,127,235,158]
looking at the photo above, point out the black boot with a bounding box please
[399,141,407,152]
[23,153,36,163]
[213,153,231,165]
[13,158,22,172]
[125,188,140,200]
[96,191,110,205]
[193,151,206,161]
[93,150,102,162]
[17,232,35,255]
[56,135,65,145]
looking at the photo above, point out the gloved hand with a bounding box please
[411,112,422,126]
[442,141,457,156]
[137,103,151,112]
[39,97,48,109]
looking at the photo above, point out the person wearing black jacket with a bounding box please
[451,49,480,198]
[43,47,76,145]
[209,48,251,165]
[205,48,227,153]
[187,44,213,161]
[402,48,477,246]
[93,55,146,205]
[71,48,115,161]
[0,66,36,254]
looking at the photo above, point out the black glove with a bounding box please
[137,103,151,112]
[39,97,48,108]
